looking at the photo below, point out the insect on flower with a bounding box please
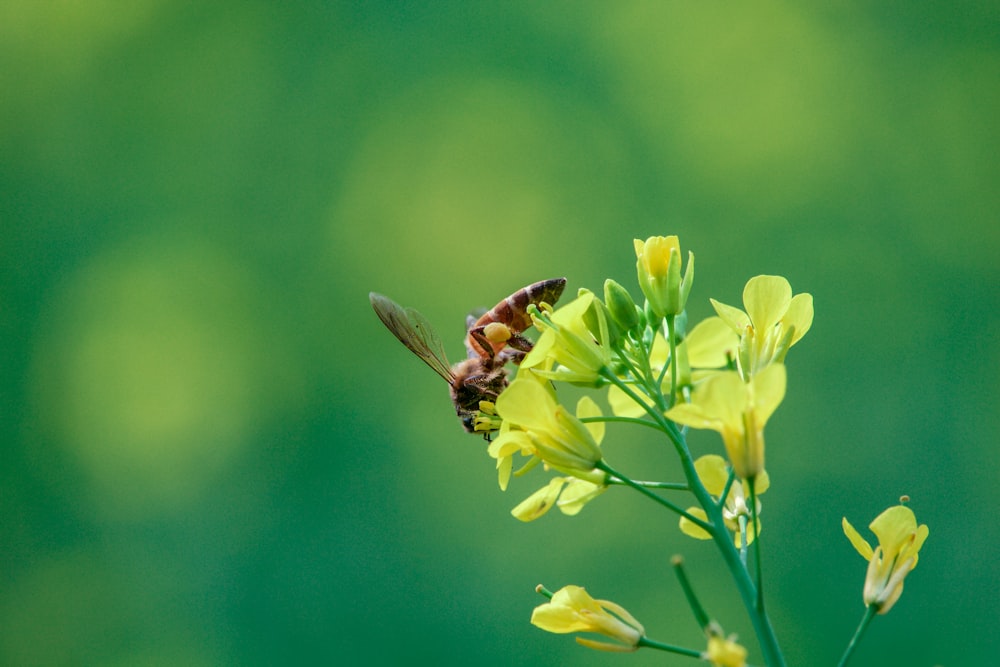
[370,278,566,437]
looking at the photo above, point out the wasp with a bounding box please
[370,278,566,437]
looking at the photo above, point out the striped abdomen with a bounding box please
[467,277,567,358]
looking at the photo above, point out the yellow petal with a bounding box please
[576,396,604,444]
[596,598,645,634]
[679,507,712,540]
[842,517,874,560]
[520,329,556,369]
[693,371,746,429]
[648,331,671,369]
[511,478,566,522]
[751,363,786,427]
[693,454,730,495]
[558,479,606,516]
[664,401,719,431]
[496,377,556,428]
[743,275,792,332]
[710,298,750,334]
[575,637,637,652]
[496,453,513,490]
[869,505,919,556]
[686,316,740,368]
[783,293,814,345]
[706,634,748,667]
[752,469,770,494]
[607,383,649,418]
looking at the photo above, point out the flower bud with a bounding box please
[634,236,694,318]
[603,279,640,332]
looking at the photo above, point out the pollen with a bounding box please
[483,322,512,343]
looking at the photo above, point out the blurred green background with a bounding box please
[2,2,997,665]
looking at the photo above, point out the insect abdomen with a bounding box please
[473,278,567,333]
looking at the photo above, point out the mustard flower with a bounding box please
[843,504,929,614]
[678,455,770,548]
[521,291,610,385]
[710,275,813,380]
[531,585,645,652]
[489,379,604,489]
[634,235,694,318]
[704,633,748,667]
[507,394,608,521]
[665,365,785,480]
[510,396,608,522]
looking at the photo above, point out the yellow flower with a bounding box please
[704,634,748,667]
[531,585,645,652]
[665,365,785,480]
[510,476,607,522]
[521,291,610,385]
[710,275,813,380]
[679,455,770,548]
[843,504,929,614]
[634,235,694,318]
[489,380,604,489]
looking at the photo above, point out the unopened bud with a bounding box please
[604,279,640,332]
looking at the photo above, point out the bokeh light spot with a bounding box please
[30,233,280,519]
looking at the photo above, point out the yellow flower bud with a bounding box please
[634,235,694,318]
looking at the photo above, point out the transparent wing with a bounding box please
[370,292,455,382]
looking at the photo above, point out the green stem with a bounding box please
[749,476,764,612]
[836,605,877,667]
[600,368,786,667]
[636,636,702,658]
[671,556,710,630]
[665,314,678,408]
[707,514,785,667]
[596,461,710,531]
[579,415,663,431]
[737,514,749,567]
[628,335,668,413]
[606,478,688,491]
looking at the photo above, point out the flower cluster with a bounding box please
[378,233,929,665]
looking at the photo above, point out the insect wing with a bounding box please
[370,292,455,382]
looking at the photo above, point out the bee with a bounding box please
[370,278,567,437]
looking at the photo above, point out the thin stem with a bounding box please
[748,476,764,612]
[737,514,749,567]
[628,334,668,414]
[579,415,663,431]
[596,461,711,531]
[718,468,737,509]
[707,518,786,667]
[665,314,679,408]
[601,371,686,450]
[636,636,702,658]
[606,478,688,491]
[836,605,878,667]
[671,556,710,630]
